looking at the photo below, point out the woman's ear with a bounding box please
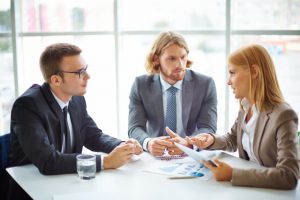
[251,64,259,79]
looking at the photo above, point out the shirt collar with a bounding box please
[241,98,250,112]
[241,98,259,115]
[50,90,69,110]
[159,74,183,92]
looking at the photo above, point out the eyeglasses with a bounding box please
[58,65,88,78]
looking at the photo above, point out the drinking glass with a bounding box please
[76,154,96,180]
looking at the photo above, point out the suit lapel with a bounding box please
[41,83,65,151]
[41,83,62,116]
[253,107,272,164]
[182,70,193,133]
[151,75,164,135]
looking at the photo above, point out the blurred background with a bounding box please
[1,0,300,139]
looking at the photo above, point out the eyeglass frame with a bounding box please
[57,65,88,78]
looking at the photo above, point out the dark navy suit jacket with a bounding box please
[9,83,121,175]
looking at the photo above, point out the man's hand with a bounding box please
[186,133,214,149]
[204,159,232,181]
[148,136,173,156]
[103,143,135,169]
[125,138,143,155]
[165,127,191,155]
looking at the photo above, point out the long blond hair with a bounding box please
[228,44,284,111]
[145,31,193,74]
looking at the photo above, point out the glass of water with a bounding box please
[76,154,96,180]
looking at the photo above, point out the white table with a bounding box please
[7,152,300,200]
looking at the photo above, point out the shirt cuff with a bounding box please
[193,145,199,151]
[205,133,216,149]
[143,138,151,151]
[101,155,105,170]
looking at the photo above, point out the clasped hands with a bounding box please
[103,138,143,169]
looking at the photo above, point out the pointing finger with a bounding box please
[166,126,177,138]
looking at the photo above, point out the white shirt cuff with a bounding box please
[101,155,105,170]
[193,144,199,151]
[142,138,152,151]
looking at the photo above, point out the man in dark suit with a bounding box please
[128,31,217,156]
[8,43,142,199]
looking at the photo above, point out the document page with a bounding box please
[143,157,212,180]
[174,142,218,164]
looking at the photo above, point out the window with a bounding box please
[21,0,114,32]
[229,0,300,126]
[2,0,300,138]
[0,0,14,135]
[229,35,300,125]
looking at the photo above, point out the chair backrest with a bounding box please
[0,134,11,200]
[0,133,11,170]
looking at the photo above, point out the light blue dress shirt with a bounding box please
[142,75,186,151]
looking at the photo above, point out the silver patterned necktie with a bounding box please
[165,86,178,133]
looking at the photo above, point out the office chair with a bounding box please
[0,133,11,200]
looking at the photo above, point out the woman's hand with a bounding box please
[204,159,233,181]
[186,133,214,149]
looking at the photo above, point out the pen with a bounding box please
[208,160,218,167]
[168,176,197,179]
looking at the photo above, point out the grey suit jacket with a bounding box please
[128,70,217,145]
[211,103,299,189]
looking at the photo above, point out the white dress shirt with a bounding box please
[51,91,105,169]
[241,98,259,163]
[51,91,74,152]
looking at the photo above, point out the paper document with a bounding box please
[143,159,212,180]
[174,142,217,166]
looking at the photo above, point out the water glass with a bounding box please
[76,154,96,180]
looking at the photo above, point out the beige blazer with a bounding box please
[211,103,299,190]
